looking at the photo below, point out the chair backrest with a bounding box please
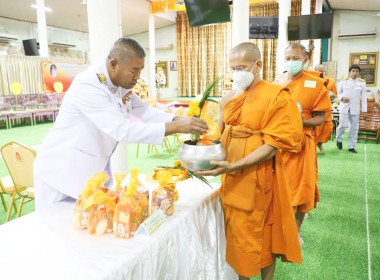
[1,141,37,190]
[0,95,16,110]
[17,94,38,107]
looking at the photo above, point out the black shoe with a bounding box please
[336,141,342,150]
[348,148,357,153]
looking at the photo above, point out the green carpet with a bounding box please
[0,123,379,280]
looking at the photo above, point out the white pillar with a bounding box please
[313,0,323,65]
[87,0,124,176]
[276,0,291,75]
[35,0,49,57]
[232,0,249,47]
[87,0,122,65]
[300,0,311,50]
[149,13,156,98]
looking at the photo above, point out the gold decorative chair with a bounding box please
[1,141,37,221]
[0,175,18,213]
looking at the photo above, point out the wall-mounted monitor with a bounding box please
[249,17,279,39]
[185,0,231,27]
[288,13,333,40]
[22,39,39,56]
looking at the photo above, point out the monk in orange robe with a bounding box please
[313,64,338,153]
[273,44,331,244]
[197,43,303,280]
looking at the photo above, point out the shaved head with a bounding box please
[285,43,307,58]
[314,64,325,73]
[230,42,261,62]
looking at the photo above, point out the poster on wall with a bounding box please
[322,61,337,80]
[349,52,378,86]
[155,61,169,88]
[41,61,89,93]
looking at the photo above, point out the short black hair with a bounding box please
[107,37,145,63]
[349,64,361,72]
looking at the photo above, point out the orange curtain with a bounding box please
[177,12,231,97]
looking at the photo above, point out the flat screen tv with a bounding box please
[288,13,333,40]
[249,17,279,39]
[185,0,231,27]
[22,39,39,56]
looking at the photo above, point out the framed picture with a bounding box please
[170,61,177,71]
[155,61,169,88]
[349,52,378,86]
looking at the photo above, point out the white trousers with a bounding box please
[336,112,359,149]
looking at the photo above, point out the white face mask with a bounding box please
[303,61,309,70]
[232,61,257,90]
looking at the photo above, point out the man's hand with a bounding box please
[362,112,367,120]
[165,117,208,136]
[195,161,233,176]
[341,97,350,103]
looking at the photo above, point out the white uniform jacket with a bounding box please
[33,63,174,198]
[337,77,367,115]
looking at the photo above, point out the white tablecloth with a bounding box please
[0,179,237,280]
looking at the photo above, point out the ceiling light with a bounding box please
[31,4,52,12]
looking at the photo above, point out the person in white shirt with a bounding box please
[33,37,208,209]
[336,65,367,153]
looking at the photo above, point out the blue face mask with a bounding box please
[285,60,303,75]
[303,61,309,70]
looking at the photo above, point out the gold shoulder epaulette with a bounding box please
[342,77,348,80]
[359,78,366,82]
[96,73,107,84]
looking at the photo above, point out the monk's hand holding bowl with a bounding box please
[195,160,233,176]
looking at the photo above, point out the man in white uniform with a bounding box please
[336,65,367,153]
[33,38,208,209]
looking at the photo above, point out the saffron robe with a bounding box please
[315,77,337,143]
[280,72,331,212]
[220,80,303,277]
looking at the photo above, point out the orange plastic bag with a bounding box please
[112,168,143,239]
[72,171,109,230]
[84,190,116,235]
[151,185,174,217]
[113,196,142,239]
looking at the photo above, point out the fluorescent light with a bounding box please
[31,4,52,12]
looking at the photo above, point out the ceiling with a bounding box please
[0,0,379,36]
[327,0,380,11]
[0,0,176,35]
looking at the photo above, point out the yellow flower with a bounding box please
[174,160,181,168]
[187,101,201,117]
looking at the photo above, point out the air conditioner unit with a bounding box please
[338,32,376,40]
[48,42,76,49]
[0,33,18,42]
[145,44,174,51]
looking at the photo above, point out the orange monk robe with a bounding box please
[315,77,337,143]
[220,80,303,277]
[304,69,323,79]
[280,72,331,213]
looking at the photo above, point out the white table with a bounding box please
[0,179,237,280]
